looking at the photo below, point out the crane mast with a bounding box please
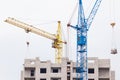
[68,0,102,80]
[5,17,65,63]
[54,21,63,63]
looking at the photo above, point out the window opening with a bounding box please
[88,68,94,73]
[40,68,46,73]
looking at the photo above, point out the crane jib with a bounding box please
[5,17,56,40]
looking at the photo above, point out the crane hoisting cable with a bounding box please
[110,22,117,54]
[5,17,66,63]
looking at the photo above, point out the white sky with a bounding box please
[0,0,120,80]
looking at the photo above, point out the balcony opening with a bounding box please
[31,69,35,76]
[67,62,71,65]
[25,78,35,80]
[40,78,46,80]
[99,78,109,80]
[73,67,76,73]
[88,79,94,80]
[51,67,61,73]
[51,78,61,80]
[67,66,70,71]
[67,72,70,77]
[73,78,81,80]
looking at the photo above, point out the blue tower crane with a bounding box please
[67,0,102,80]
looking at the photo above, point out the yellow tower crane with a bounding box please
[5,17,66,63]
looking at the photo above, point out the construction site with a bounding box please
[1,0,120,80]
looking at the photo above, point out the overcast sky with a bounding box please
[0,0,120,80]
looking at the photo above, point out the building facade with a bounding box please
[21,57,115,80]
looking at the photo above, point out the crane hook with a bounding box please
[26,41,30,47]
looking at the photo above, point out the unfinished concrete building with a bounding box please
[21,57,115,80]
